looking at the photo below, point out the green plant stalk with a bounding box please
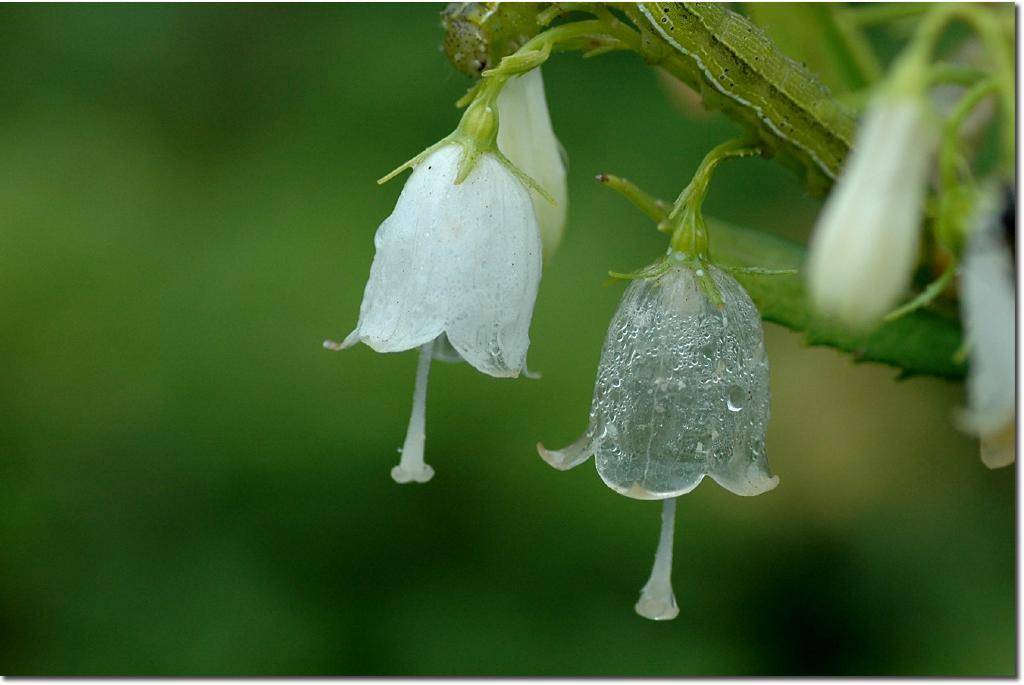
[445,2,857,194]
[909,4,1014,176]
[936,77,1000,252]
[666,138,762,257]
[624,2,856,194]
[745,3,879,92]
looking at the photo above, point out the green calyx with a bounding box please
[607,251,725,311]
[377,88,554,204]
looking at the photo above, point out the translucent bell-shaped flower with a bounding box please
[336,142,542,378]
[497,68,567,260]
[959,189,1015,468]
[538,259,778,499]
[806,94,937,332]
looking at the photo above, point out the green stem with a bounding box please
[909,4,1014,175]
[846,3,930,27]
[475,19,638,103]
[934,76,999,252]
[667,138,761,256]
[828,4,883,84]
[940,78,999,191]
[928,63,989,87]
[883,263,957,322]
[596,173,670,223]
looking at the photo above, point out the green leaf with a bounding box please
[707,218,966,380]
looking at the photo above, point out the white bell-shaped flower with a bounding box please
[959,189,1015,468]
[327,111,544,484]
[496,68,568,260]
[806,94,937,332]
[336,142,542,376]
[538,259,778,498]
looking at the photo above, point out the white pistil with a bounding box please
[391,341,436,484]
[635,497,680,621]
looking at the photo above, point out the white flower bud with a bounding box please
[339,142,542,378]
[806,96,937,332]
[959,189,1015,468]
[497,68,568,260]
[538,261,778,499]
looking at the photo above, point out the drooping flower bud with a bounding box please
[538,258,778,499]
[806,93,937,332]
[959,187,1015,468]
[497,68,568,260]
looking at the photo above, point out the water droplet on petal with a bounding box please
[727,385,745,412]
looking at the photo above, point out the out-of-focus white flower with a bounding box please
[328,140,542,482]
[538,259,777,620]
[497,68,567,260]
[806,95,937,332]
[959,189,1015,468]
[538,261,777,499]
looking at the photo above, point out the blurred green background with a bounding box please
[0,3,1014,676]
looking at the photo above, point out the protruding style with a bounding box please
[635,497,680,620]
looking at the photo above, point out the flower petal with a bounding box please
[591,265,777,500]
[350,144,463,353]
[537,420,600,471]
[442,152,542,377]
[591,267,712,499]
[709,442,779,496]
[350,144,541,373]
[497,68,568,260]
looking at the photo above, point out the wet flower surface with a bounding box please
[540,260,778,499]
